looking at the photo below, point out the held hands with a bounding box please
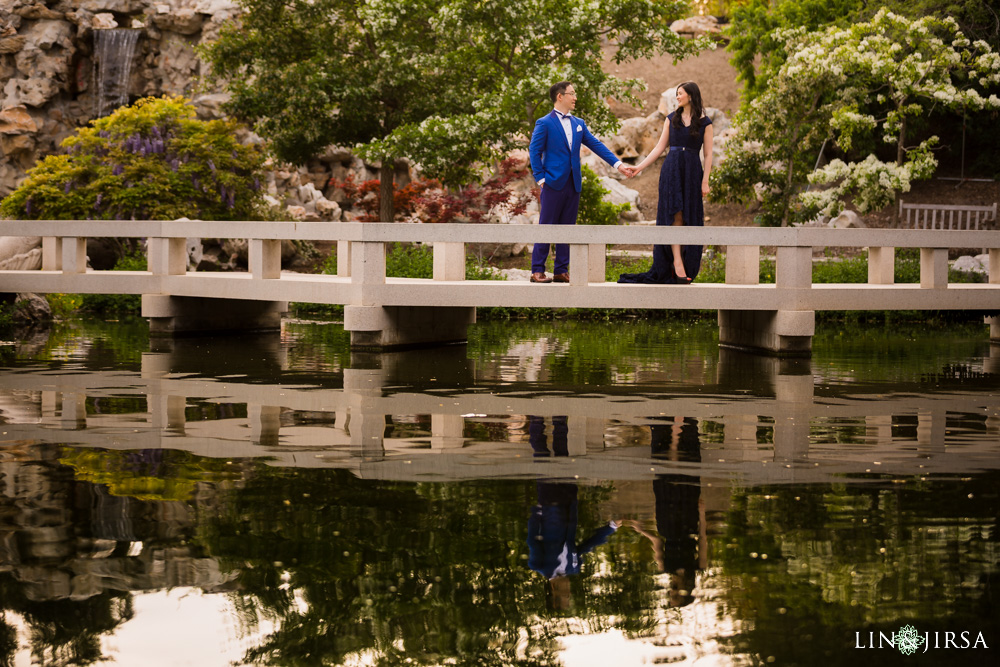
[617,164,639,178]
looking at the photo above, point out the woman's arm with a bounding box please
[701,121,714,196]
[633,118,670,175]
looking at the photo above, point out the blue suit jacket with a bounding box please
[529,111,620,192]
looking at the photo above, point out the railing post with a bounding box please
[337,240,352,278]
[920,247,948,288]
[42,237,62,270]
[61,237,87,274]
[148,237,187,275]
[588,243,606,283]
[249,238,281,279]
[725,245,759,284]
[569,244,589,285]
[867,246,895,284]
[776,246,812,289]
[988,248,1000,343]
[351,242,386,288]
[433,242,465,281]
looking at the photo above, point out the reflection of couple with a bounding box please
[525,416,704,609]
[526,416,620,610]
[529,81,714,285]
[632,417,705,608]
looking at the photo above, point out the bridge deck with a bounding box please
[1,268,997,310]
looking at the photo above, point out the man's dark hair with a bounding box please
[550,81,573,103]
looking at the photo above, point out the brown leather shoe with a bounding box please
[553,273,570,283]
[530,272,553,283]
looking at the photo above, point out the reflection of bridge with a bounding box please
[1,220,998,354]
[1,343,997,484]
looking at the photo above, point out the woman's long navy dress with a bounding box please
[618,113,713,284]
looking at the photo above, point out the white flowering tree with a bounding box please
[204,0,695,221]
[711,9,1000,226]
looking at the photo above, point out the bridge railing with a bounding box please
[1,219,998,297]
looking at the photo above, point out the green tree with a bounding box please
[726,1,1000,104]
[202,0,698,222]
[726,0,864,102]
[712,9,1000,225]
[0,96,267,222]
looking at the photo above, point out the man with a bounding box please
[528,81,632,283]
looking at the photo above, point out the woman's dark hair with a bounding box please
[672,82,705,137]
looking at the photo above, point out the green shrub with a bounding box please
[0,96,267,222]
[386,243,434,279]
[578,165,631,225]
[79,250,147,314]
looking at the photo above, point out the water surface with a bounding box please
[0,318,997,666]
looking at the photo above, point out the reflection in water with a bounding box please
[647,418,703,609]
[527,416,621,611]
[0,318,997,664]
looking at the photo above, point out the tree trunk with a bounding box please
[379,163,395,223]
[893,116,906,224]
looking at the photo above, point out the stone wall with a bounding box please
[0,1,250,196]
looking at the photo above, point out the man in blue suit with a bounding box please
[528,81,632,283]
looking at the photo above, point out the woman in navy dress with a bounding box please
[618,82,714,284]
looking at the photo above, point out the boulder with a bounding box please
[0,105,37,134]
[605,112,663,159]
[670,15,723,38]
[657,88,678,117]
[704,107,730,134]
[91,13,118,30]
[153,7,204,36]
[286,205,307,221]
[24,19,74,51]
[952,255,986,275]
[191,92,229,119]
[13,293,51,324]
[829,210,865,228]
[78,1,140,13]
[599,176,640,208]
[16,5,65,21]
[0,35,26,54]
[314,197,342,221]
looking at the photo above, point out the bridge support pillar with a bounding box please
[142,295,287,335]
[344,305,476,349]
[718,309,814,357]
[988,316,1000,344]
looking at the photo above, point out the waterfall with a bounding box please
[92,29,141,118]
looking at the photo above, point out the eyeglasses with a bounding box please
[562,90,577,97]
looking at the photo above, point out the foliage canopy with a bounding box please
[202,0,698,189]
[0,96,267,222]
[712,9,1000,225]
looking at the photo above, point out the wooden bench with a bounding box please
[899,200,997,230]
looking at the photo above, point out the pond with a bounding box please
[0,317,998,666]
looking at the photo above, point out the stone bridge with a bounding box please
[0,219,998,355]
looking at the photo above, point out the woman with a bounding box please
[618,82,714,284]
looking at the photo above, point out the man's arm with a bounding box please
[580,122,620,167]
[528,118,548,184]
[580,122,628,175]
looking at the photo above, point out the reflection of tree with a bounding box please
[0,581,132,667]
[202,467,660,665]
[716,474,1000,662]
[0,444,235,664]
[0,616,16,667]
